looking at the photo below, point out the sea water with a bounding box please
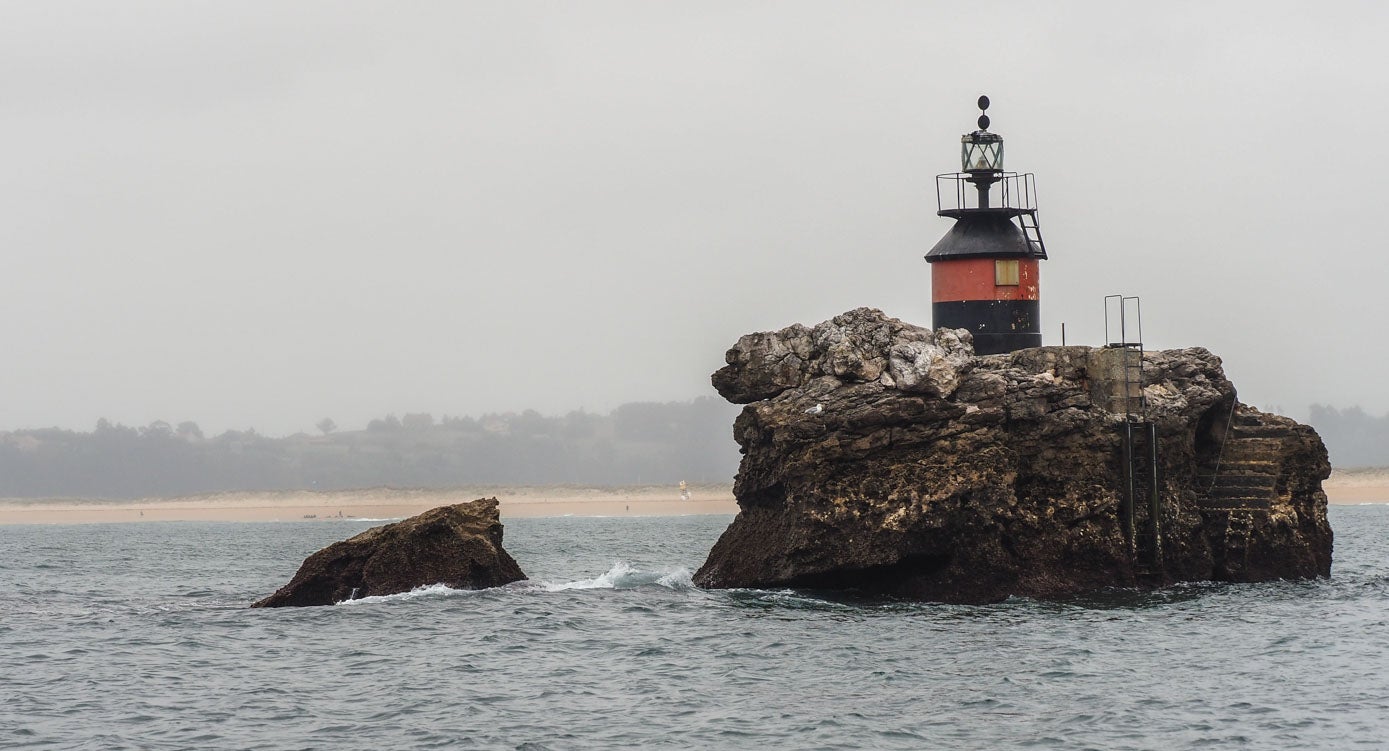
[3,507,1388,750]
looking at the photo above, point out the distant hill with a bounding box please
[10,398,1372,500]
[1306,405,1389,468]
[0,398,742,499]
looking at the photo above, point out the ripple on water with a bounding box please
[1,510,1387,749]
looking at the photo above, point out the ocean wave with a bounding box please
[334,583,479,606]
[331,562,695,605]
[537,561,694,592]
[655,568,694,589]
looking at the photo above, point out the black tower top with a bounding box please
[926,97,1046,262]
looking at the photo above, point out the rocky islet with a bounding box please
[252,497,525,607]
[693,308,1332,603]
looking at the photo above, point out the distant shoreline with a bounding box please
[0,472,1382,525]
[0,485,738,525]
[1321,467,1389,504]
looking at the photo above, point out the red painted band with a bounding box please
[931,258,1040,303]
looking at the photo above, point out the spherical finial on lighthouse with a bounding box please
[925,96,1048,355]
[961,95,1004,177]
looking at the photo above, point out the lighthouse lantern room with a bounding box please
[926,96,1047,355]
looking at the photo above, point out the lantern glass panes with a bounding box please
[961,132,1003,172]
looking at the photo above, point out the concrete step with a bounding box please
[1199,466,1279,480]
[1205,491,1272,502]
[1204,464,1278,474]
[1207,507,1264,518]
[1230,424,1293,439]
[1218,449,1282,464]
[1208,458,1279,471]
[1202,475,1276,490]
[1221,436,1285,451]
[1208,478,1277,491]
[1204,461,1279,473]
[1196,497,1272,511]
[1222,439,1282,453]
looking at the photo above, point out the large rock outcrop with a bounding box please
[252,498,526,607]
[694,308,1332,603]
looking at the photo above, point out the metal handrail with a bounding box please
[935,172,1039,213]
[1104,294,1144,348]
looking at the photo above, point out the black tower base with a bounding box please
[933,299,1041,355]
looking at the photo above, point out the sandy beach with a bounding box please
[1323,468,1389,504]
[0,485,738,525]
[0,472,1382,526]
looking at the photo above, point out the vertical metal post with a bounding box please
[1119,300,1128,345]
[1148,421,1162,566]
[1132,297,1143,346]
[1103,294,1122,346]
[1122,422,1136,545]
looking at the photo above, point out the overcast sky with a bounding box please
[2,1,1386,435]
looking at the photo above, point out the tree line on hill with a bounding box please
[1,400,1381,499]
[1307,405,1389,468]
[0,398,742,499]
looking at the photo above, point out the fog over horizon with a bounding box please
[3,2,1387,437]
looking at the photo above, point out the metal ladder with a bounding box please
[1017,209,1047,258]
[1105,295,1162,576]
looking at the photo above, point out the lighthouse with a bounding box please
[926,96,1047,355]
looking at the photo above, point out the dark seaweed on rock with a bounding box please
[252,498,526,607]
[695,308,1332,603]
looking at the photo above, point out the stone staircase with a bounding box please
[1196,412,1290,578]
[1196,412,1288,512]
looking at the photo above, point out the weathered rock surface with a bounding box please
[252,498,525,607]
[694,308,1332,603]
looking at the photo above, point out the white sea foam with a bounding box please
[539,561,638,591]
[537,561,695,592]
[327,562,694,604]
[334,583,474,606]
[655,567,694,589]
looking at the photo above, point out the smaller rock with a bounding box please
[251,498,526,608]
